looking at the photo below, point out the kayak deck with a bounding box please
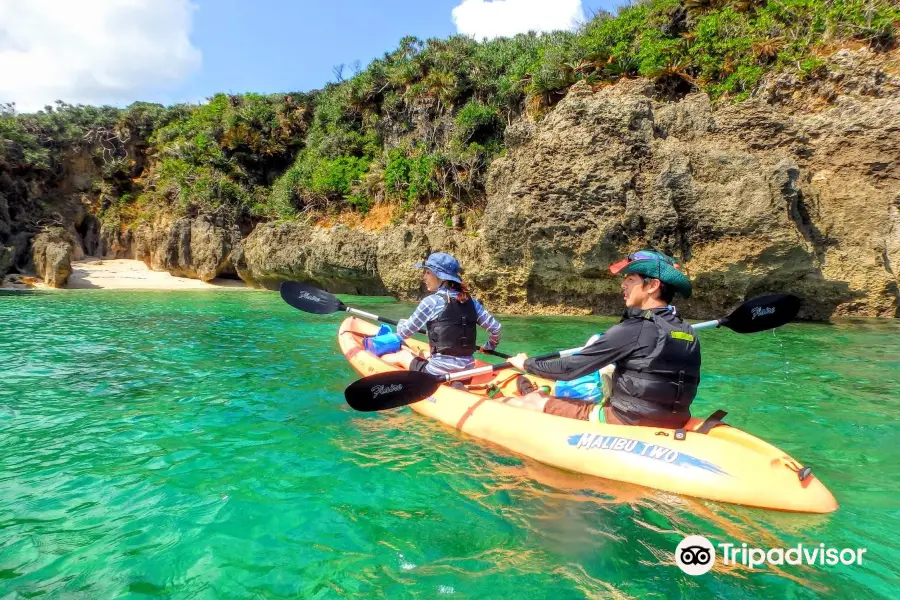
[338,317,838,513]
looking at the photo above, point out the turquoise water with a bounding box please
[1,290,898,599]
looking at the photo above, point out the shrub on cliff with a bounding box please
[1,104,50,171]
[139,92,314,217]
[0,101,122,173]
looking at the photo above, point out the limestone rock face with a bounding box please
[100,215,242,281]
[234,222,386,294]
[0,193,10,240]
[98,220,134,259]
[31,228,76,287]
[478,57,899,319]
[0,245,12,278]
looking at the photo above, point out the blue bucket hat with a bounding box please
[414,252,462,284]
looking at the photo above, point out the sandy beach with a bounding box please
[68,259,250,290]
[2,259,251,290]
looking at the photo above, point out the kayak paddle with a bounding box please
[344,293,802,412]
[691,293,802,334]
[279,281,512,358]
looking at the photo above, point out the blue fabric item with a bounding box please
[554,371,604,402]
[364,325,401,356]
[553,331,605,401]
[413,252,462,283]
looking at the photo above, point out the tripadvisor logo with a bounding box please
[675,535,868,576]
[676,535,716,576]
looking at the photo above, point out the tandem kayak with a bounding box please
[338,316,838,514]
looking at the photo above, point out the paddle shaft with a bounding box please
[432,319,722,384]
[344,305,389,323]
[351,305,719,344]
[283,281,793,367]
[693,318,723,329]
[352,308,724,383]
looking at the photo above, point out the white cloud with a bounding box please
[0,0,201,112]
[452,0,586,40]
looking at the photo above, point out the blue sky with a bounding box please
[172,0,621,103]
[178,0,468,102]
[1,0,621,111]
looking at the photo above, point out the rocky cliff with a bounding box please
[477,48,900,320]
[6,48,899,320]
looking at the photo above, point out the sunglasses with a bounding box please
[609,251,679,275]
[630,251,668,262]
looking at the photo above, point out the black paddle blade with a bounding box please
[720,294,802,334]
[344,370,442,412]
[279,281,343,315]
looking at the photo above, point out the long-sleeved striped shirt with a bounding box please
[396,289,502,376]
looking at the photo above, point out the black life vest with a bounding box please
[427,292,478,357]
[609,309,701,426]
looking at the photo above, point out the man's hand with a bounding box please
[508,353,529,371]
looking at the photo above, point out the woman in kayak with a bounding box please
[506,249,700,428]
[390,252,502,377]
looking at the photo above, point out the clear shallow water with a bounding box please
[1,290,898,599]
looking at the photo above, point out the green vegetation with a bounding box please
[144,92,313,217]
[2,0,897,227]
[1,101,120,173]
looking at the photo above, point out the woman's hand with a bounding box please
[508,353,529,371]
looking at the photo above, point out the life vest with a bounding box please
[427,292,478,357]
[609,309,701,425]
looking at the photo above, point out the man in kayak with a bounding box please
[506,249,700,428]
[388,252,502,378]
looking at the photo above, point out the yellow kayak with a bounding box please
[338,316,838,514]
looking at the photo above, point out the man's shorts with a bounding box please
[543,396,597,421]
[543,397,624,424]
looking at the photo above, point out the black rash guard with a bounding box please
[524,308,670,380]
